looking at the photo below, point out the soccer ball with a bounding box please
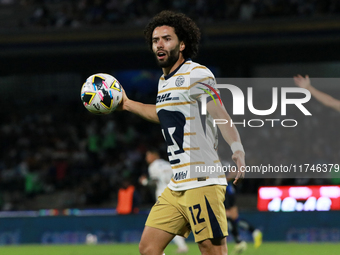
[81,73,123,115]
[85,233,98,244]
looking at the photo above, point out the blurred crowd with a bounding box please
[0,94,163,211]
[1,0,340,30]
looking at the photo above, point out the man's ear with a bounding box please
[180,41,185,51]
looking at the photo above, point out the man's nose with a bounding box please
[157,39,164,49]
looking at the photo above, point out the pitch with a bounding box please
[0,242,339,255]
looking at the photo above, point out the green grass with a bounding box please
[0,242,339,255]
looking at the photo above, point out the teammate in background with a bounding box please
[223,162,262,255]
[119,11,245,255]
[140,148,189,253]
[294,74,340,112]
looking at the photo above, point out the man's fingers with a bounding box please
[233,162,245,185]
[231,152,245,185]
[233,177,243,185]
[233,170,244,185]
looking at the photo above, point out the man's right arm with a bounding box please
[294,74,340,112]
[118,88,160,123]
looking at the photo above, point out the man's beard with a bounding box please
[155,46,180,68]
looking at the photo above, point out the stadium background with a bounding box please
[0,0,340,250]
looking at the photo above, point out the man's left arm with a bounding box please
[207,100,246,185]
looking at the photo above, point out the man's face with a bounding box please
[152,26,183,68]
[145,151,156,164]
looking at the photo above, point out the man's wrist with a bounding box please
[123,98,132,112]
[230,142,245,154]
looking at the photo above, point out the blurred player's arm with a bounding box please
[117,87,160,123]
[294,74,340,112]
[207,100,245,185]
[139,174,158,187]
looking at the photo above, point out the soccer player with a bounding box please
[119,11,246,255]
[140,148,189,253]
[294,74,340,112]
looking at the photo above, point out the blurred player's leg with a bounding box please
[228,218,247,255]
[238,219,262,248]
[232,240,247,255]
[172,235,188,253]
[226,204,247,254]
[228,218,243,244]
[139,226,175,255]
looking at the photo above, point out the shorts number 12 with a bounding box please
[189,204,205,225]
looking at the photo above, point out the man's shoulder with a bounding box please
[183,60,210,72]
[185,61,214,78]
[183,61,215,89]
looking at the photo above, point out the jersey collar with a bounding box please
[164,58,192,80]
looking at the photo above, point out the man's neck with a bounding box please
[162,55,185,76]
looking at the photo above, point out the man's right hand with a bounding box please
[116,87,128,111]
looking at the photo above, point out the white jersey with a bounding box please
[148,159,173,198]
[156,59,227,191]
